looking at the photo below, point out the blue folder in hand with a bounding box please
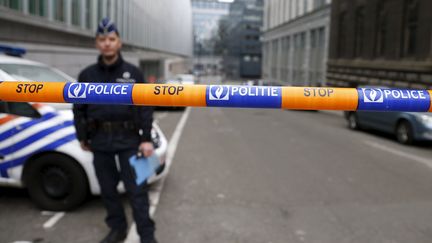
[129,153,160,186]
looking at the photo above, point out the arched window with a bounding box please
[375,0,387,57]
[354,6,365,57]
[402,0,419,57]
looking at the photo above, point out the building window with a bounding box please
[0,0,22,11]
[354,6,365,57]
[318,27,325,47]
[53,0,65,22]
[272,40,278,78]
[314,0,326,9]
[29,0,46,17]
[72,0,80,26]
[300,32,306,49]
[281,36,289,81]
[402,0,419,57]
[375,1,387,57]
[338,11,347,58]
[311,29,317,48]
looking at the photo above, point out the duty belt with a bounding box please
[96,121,136,132]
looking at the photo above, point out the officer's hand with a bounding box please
[80,141,91,151]
[139,142,154,157]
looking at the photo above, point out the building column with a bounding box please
[47,0,54,21]
[285,0,291,22]
[116,0,122,33]
[22,0,28,14]
[65,0,72,25]
[91,0,98,30]
[272,0,275,26]
[307,0,313,12]
[263,0,268,30]
[101,0,107,18]
[80,0,86,29]
[109,0,114,20]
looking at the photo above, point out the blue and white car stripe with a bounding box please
[0,132,77,177]
[0,109,77,178]
[0,121,74,155]
[0,113,58,141]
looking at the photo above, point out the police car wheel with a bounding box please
[396,121,414,145]
[25,154,89,211]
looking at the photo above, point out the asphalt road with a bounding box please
[1,106,432,243]
[154,107,432,243]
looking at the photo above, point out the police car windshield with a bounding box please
[0,64,73,82]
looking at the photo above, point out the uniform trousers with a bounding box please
[93,149,155,242]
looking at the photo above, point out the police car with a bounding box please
[345,110,432,145]
[345,87,432,145]
[0,46,168,211]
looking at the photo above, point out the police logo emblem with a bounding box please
[209,85,229,101]
[362,88,384,103]
[68,83,88,99]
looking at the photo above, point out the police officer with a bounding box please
[73,18,157,243]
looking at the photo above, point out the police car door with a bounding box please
[0,102,41,183]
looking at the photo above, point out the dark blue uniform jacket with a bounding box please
[73,54,153,151]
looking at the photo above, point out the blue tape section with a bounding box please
[0,121,73,155]
[0,112,57,141]
[206,85,282,108]
[63,83,133,104]
[357,88,431,111]
[0,133,77,178]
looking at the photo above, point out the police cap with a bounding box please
[96,17,119,36]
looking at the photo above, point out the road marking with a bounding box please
[125,107,191,243]
[364,140,432,169]
[42,212,65,229]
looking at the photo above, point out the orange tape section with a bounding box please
[0,82,65,103]
[282,87,358,110]
[132,84,207,107]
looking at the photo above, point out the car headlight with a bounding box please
[417,115,432,126]
[151,129,161,148]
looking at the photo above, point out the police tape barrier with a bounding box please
[0,81,431,112]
